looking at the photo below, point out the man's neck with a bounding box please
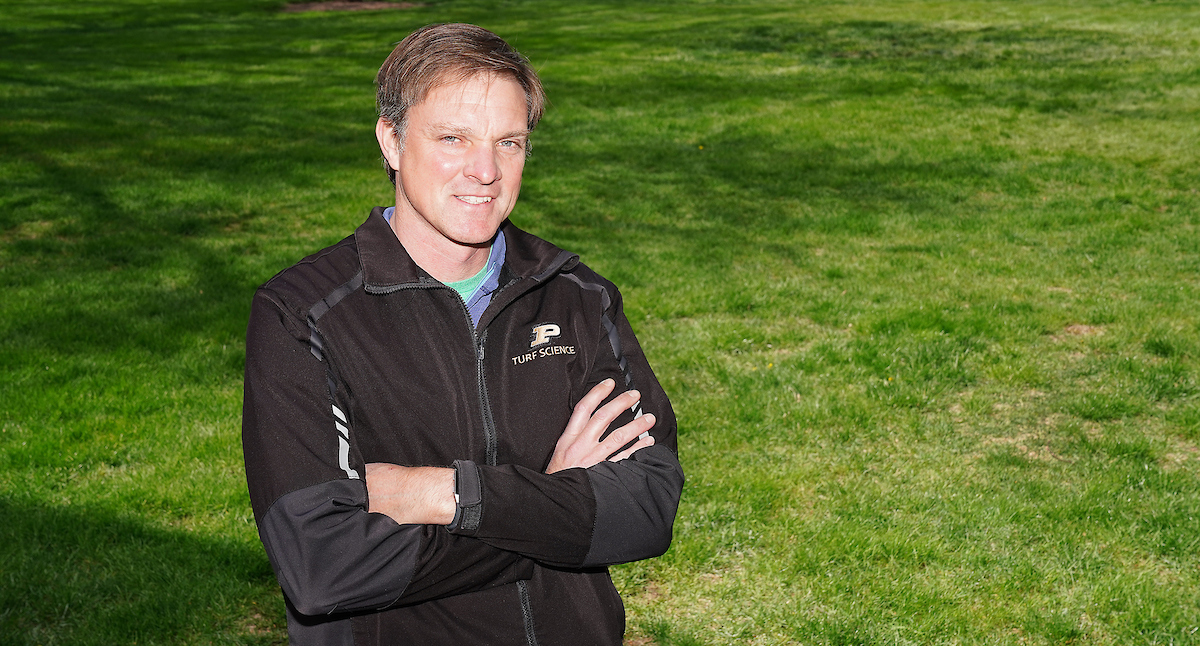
[388,211,494,283]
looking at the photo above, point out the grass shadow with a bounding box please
[0,495,283,645]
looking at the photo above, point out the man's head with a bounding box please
[374,25,544,270]
[376,23,546,185]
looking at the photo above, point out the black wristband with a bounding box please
[447,459,482,532]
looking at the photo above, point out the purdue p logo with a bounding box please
[530,323,561,348]
[513,323,575,365]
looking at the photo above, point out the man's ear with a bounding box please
[376,118,402,171]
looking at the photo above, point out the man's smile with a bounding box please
[456,195,494,205]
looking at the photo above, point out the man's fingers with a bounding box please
[601,412,654,457]
[562,378,616,440]
[585,389,641,438]
[548,383,655,473]
[607,434,654,462]
[575,378,616,415]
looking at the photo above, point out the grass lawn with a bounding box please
[2,0,1198,644]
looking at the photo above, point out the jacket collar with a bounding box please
[355,207,578,292]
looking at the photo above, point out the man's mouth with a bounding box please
[456,195,493,205]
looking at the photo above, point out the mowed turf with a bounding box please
[1,0,1198,644]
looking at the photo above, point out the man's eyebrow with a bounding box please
[424,122,530,140]
[421,122,473,137]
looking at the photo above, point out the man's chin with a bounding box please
[449,229,502,249]
[449,219,507,247]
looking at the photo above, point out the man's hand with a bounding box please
[546,378,656,474]
[364,463,456,526]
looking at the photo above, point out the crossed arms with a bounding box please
[365,379,656,525]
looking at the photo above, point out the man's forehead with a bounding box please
[412,74,529,130]
[418,70,524,105]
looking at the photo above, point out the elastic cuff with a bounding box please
[446,459,483,532]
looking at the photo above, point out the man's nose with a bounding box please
[464,144,501,185]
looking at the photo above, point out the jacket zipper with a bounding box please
[517,580,540,646]
[467,277,522,467]
[475,328,498,467]
[460,281,540,645]
[369,275,547,645]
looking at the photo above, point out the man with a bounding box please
[241,23,684,645]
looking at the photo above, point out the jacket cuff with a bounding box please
[447,459,482,533]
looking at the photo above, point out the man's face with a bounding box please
[380,74,529,251]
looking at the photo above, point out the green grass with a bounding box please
[2,0,1198,644]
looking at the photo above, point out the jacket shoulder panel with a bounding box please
[258,233,363,317]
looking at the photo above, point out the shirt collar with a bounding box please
[355,206,576,293]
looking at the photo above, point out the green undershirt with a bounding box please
[445,262,489,302]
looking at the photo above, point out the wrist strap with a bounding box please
[447,460,482,532]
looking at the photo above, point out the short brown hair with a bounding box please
[376,23,546,184]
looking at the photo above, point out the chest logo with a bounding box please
[530,323,561,348]
[513,323,575,366]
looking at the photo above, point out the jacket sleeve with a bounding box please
[242,290,534,617]
[448,281,684,568]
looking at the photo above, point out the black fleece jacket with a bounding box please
[242,209,683,645]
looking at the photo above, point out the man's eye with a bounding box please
[500,140,524,149]
[441,135,461,143]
